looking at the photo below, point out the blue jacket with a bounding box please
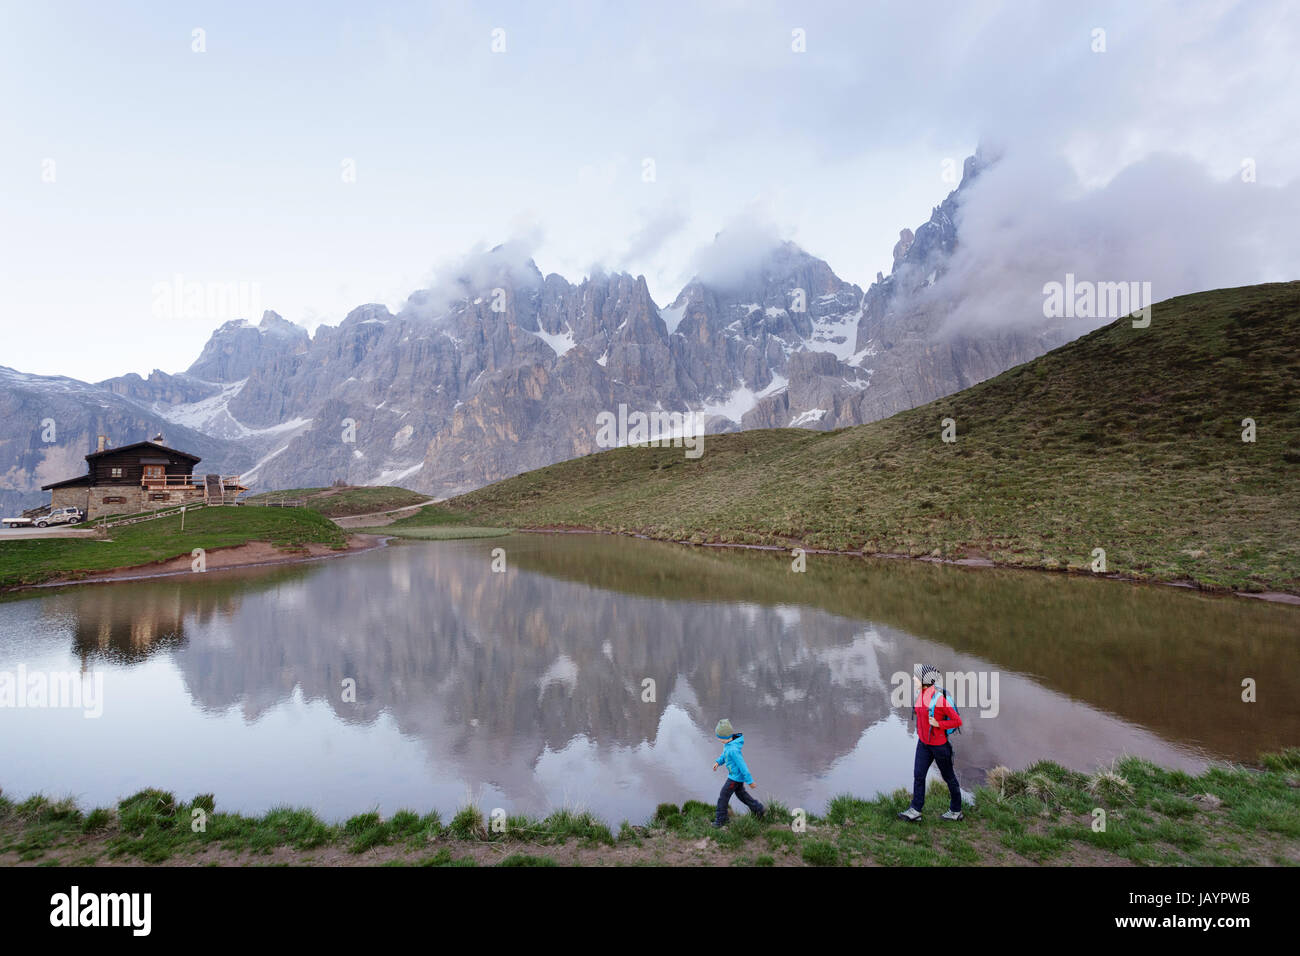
[716,733,754,784]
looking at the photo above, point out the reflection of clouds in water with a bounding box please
[532,705,715,821]
[8,535,1234,820]
[813,627,889,690]
[665,673,701,717]
[810,713,916,801]
[202,615,237,652]
[806,712,974,809]
[537,653,579,701]
[176,551,1209,810]
[267,580,311,613]
[389,560,411,596]
[772,605,801,630]
[734,603,762,627]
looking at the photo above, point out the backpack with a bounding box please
[928,686,962,736]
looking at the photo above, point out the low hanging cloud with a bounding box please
[618,205,690,271]
[924,149,1300,333]
[686,207,790,292]
[404,227,546,320]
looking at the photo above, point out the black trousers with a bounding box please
[716,778,764,824]
[910,740,962,813]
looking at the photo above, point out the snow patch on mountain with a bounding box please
[789,408,827,427]
[241,442,293,487]
[697,374,789,424]
[0,366,102,395]
[848,343,879,368]
[532,326,577,357]
[376,461,424,485]
[807,307,864,362]
[151,380,311,441]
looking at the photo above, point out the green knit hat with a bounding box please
[715,718,736,739]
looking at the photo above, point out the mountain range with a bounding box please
[0,150,1072,513]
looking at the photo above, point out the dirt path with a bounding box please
[332,499,441,529]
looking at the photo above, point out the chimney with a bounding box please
[97,434,106,453]
[153,432,164,444]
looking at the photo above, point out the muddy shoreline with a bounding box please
[516,526,1300,606]
[17,533,388,591]
[8,523,1297,605]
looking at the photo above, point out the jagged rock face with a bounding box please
[202,244,874,495]
[829,146,1072,429]
[892,228,914,264]
[0,152,1079,503]
[668,242,864,417]
[99,370,218,407]
[187,311,310,384]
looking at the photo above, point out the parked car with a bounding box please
[1,515,33,528]
[35,507,85,528]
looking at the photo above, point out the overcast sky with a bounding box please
[2,0,1297,381]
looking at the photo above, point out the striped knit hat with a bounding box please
[913,663,942,686]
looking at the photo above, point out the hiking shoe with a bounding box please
[897,807,922,822]
[711,821,727,829]
[941,810,964,821]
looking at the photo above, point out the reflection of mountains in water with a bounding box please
[166,542,906,765]
[40,533,1300,789]
[505,534,1300,758]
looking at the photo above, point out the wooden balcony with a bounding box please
[141,475,245,491]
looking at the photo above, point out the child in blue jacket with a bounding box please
[712,718,765,827]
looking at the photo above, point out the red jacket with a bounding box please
[914,684,962,746]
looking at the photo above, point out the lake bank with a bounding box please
[0,507,353,593]
[3,750,1297,867]
[3,532,1295,818]
[23,534,387,590]
[514,526,1300,605]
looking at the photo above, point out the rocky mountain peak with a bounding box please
[673,240,854,311]
[257,310,310,341]
[339,304,394,327]
[187,310,312,383]
[2,150,1083,510]
[452,249,545,298]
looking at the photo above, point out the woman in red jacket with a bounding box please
[898,663,964,822]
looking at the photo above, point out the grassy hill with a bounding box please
[449,283,1300,593]
[243,485,428,518]
[0,507,348,591]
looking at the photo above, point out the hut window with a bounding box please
[111,467,123,477]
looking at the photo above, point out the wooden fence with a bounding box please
[100,502,210,529]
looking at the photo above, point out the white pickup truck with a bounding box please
[2,507,85,528]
